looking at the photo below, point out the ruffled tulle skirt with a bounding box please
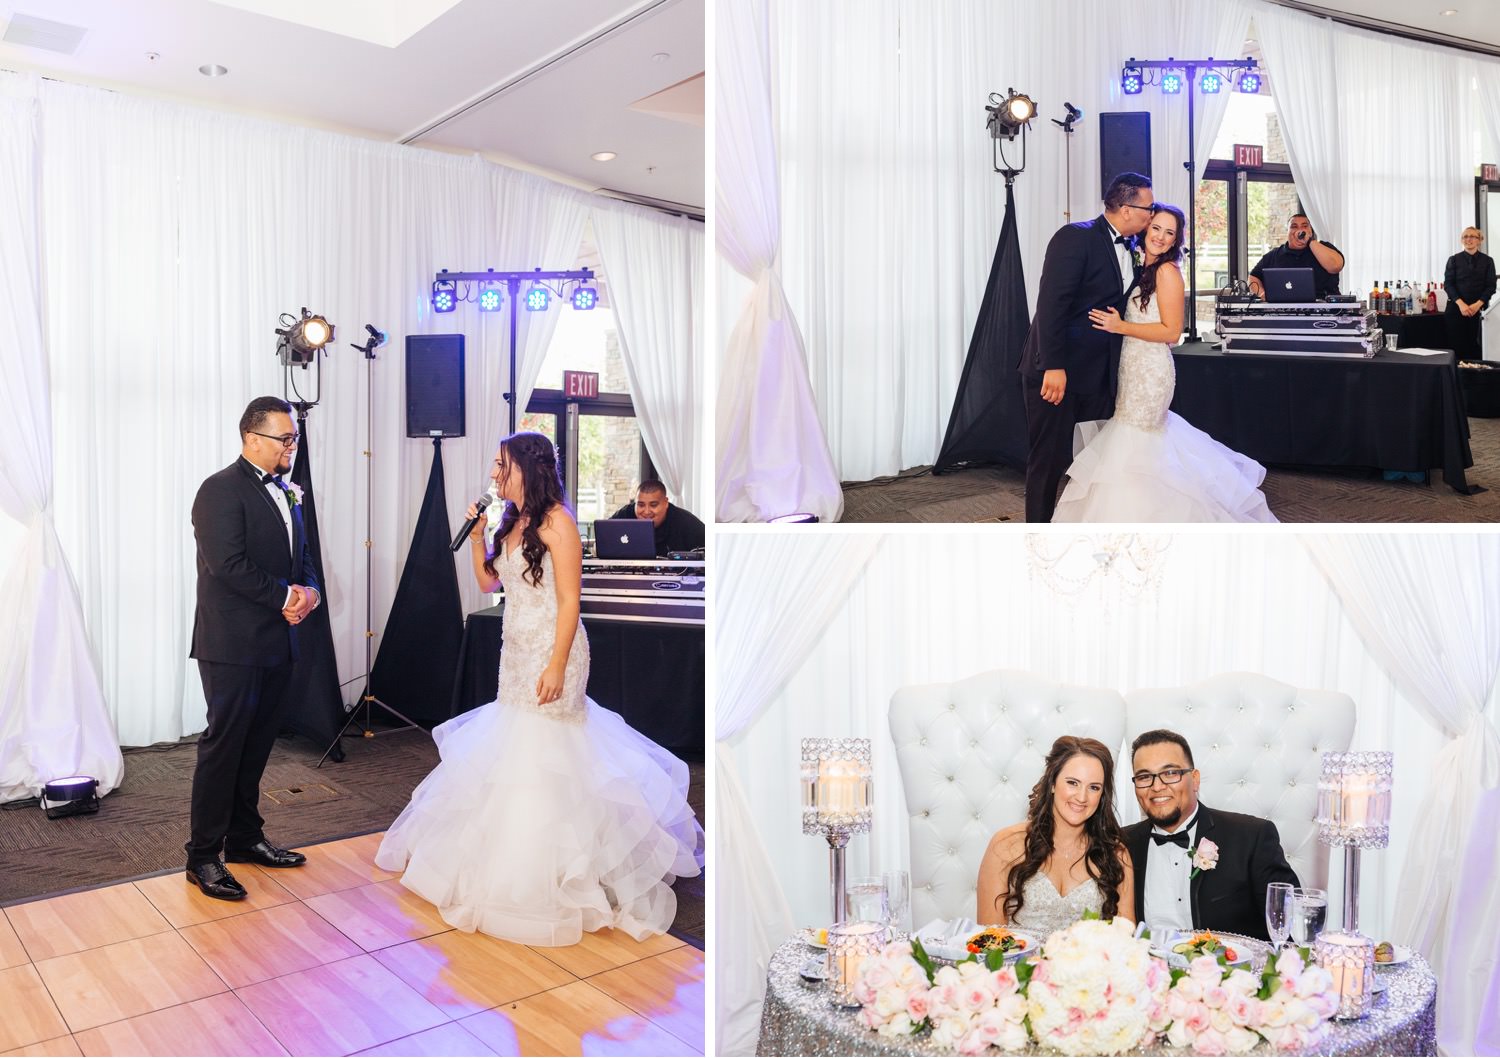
[375,699,704,946]
[1052,411,1279,523]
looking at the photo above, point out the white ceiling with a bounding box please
[1268,0,1500,53]
[0,0,705,212]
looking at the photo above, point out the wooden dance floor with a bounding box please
[0,833,704,1056]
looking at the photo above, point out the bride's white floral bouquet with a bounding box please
[851,913,1340,1056]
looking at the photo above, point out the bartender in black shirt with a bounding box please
[1248,213,1345,298]
[609,481,705,557]
[1444,227,1496,361]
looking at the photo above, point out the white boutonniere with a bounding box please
[1189,837,1219,879]
[284,481,304,509]
[1131,246,1144,270]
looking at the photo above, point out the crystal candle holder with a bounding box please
[827,920,887,1007]
[1316,751,1393,848]
[1315,930,1375,1020]
[801,738,873,924]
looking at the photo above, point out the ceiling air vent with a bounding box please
[2,14,88,55]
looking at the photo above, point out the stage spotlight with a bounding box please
[478,281,503,312]
[1121,65,1144,95]
[525,283,550,312]
[1238,70,1261,93]
[432,278,457,313]
[572,285,598,311]
[1161,71,1183,94]
[1200,71,1222,94]
[276,308,335,365]
[986,87,1036,140]
[41,776,99,820]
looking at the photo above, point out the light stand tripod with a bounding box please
[316,326,423,767]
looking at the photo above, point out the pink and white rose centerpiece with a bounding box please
[1026,917,1170,1055]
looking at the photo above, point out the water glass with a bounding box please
[846,877,887,923]
[1291,887,1329,947]
[882,869,911,936]
[1265,882,1294,952]
[1384,332,1400,351]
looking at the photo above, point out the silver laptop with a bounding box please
[593,519,657,559]
[1263,267,1316,303]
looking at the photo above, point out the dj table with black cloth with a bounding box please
[451,603,704,755]
[1375,312,1448,351]
[1171,344,1475,493]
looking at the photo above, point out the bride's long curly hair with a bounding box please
[1000,736,1126,923]
[1136,203,1186,312]
[483,432,569,588]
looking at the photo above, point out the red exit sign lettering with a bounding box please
[1234,144,1264,169]
[563,370,599,399]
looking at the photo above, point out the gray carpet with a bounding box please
[841,415,1500,522]
[0,730,705,948]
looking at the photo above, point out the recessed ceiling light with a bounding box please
[591,151,617,162]
[1441,8,1458,14]
[198,63,228,76]
[651,51,670,63]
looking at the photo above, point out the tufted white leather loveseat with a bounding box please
[1124,672,1355,891]
[889,670,1127,926]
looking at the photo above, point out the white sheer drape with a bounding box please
[715,0,842,522]
[1304,535,1500,1058]
[1255,2,1472,297]
[591,205,706,516]
[728,532,1471,1052]
[0,75,124,801]
[771,0,1250,481]
[24,76,651,747]
[716,531,883,1055]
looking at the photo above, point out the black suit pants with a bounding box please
[1022,381,1114,523]
[186,659,293,866]
[1445,305,1482,361]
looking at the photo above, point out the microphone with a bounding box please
[450,492,494,552]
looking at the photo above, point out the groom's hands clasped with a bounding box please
[282,584,320,625]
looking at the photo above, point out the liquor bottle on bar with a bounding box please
[1436,282,1448,312]
[1406,280,1416,315]
[1426,282,1437,314]
[1369,279,1380,310]
[1382,280,1392,313]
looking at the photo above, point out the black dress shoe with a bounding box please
[186,861,248,901]
[225,840,307,868]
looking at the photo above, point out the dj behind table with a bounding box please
[450,555,705,755]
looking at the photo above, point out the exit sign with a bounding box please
[1234,144,1264,168]
[1484,163,1500,182]
[563,370,599,399]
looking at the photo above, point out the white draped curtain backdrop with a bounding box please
[0,73,698,758]
[720,531,1497,1055]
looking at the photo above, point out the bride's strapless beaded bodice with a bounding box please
[1011,873,1104,940]
[495,545,589,723]
[1114,292,1174,432]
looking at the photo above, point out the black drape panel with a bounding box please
[935,183,1030,474]
[367,440,465,726]
[280,407,346,745]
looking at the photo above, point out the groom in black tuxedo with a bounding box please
[1122,729,1299,941]
[1018,172,1154,522]
[186,396,320,899]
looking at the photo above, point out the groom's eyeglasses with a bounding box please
[1132,767,1190,788]
[250,431,299,448]
[1120,203,1153,215]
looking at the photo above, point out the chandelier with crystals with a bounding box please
[1024,533,1172,598]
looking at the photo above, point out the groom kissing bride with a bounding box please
[976,731,1298,941]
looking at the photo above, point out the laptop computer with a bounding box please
[1263,267,1316,303]
[593,519,657,559]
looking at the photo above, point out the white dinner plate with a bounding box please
[1375,944,1413,967]
[798,927,829,950]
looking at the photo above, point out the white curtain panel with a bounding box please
[771,0,1251,481]
[591,205,706,516]
[715,0,843,522]
[30,78,619,746]
[0,75,124,801]
[728,532,1462,1038]
[1256,2,1473,297]
[1304,535,1500,1058]
[715,530,883,1055]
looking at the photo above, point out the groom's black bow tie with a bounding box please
[260,472,281,486]
[1115,235,1133,246]
[1152,831,1191,849]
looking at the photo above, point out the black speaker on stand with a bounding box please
[1098,112,1152,200]
[406,335,466,438]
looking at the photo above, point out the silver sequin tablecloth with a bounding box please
[756,937,1436,1057]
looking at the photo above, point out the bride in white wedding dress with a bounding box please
[1052,204,1278,523]
[375,432,703,946]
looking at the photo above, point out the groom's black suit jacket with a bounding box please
[1018,214,1136,401]
[1122,803,1300,942]
[190,457,318,667]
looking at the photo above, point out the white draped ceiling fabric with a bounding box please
[0,72,697,757]
[714,0,843,522]
[1304,535,1500,1058]
[0,75,124,801]
[721,531,1493,1054]
[715,531,883,1055]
